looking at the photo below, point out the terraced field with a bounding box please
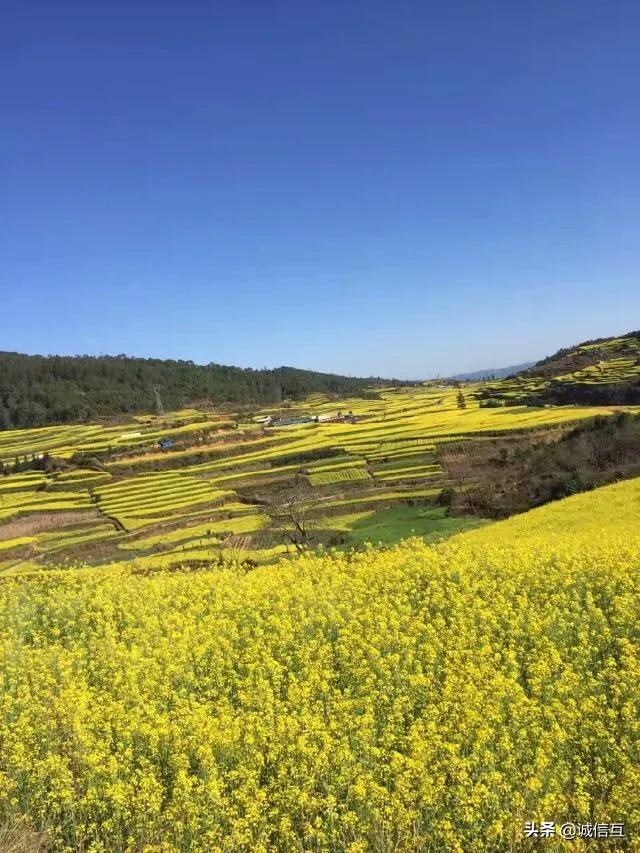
[0,387,636,571]
[481,332,640,403]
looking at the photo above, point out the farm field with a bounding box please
[5,1,640,845]
[0,384,636,572]
[0,477,639,849]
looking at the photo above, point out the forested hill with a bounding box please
[0,352,406,429]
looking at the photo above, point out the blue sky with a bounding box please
[2,1,639,378]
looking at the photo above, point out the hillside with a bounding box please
[2,326,639,574]
[440,411,640,518]
[527,330,640,379]
[1,479,639,849]
[479,330,640,405]
[0,385,623,573]
[0,351,407,429]
[460,474,640,545]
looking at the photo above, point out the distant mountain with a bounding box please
[0,351,409,430]
[450,362,535,381]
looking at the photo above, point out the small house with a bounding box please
[158,438,174,450]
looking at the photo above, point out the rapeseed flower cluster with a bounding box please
[1,480,639,851]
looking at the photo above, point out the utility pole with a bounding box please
[153,386,165,417]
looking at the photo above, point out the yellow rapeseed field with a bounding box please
[2,388,637,571]
[1,478,639,850]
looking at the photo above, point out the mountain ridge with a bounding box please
[450,362,536,381]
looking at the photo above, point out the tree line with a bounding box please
[0,352,408,429]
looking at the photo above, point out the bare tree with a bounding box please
[438,441,478,515]
[270,478,315,554]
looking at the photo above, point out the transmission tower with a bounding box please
[153,386,165,417]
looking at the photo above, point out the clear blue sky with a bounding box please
[2,1,639,378]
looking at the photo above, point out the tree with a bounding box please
[436,487,456,511]
[457,388,467,409]
[270,480,314,554]
[438,441,479,515]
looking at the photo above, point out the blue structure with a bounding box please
[158,438,174,450]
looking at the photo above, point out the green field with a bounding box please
[331,505,487,547]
